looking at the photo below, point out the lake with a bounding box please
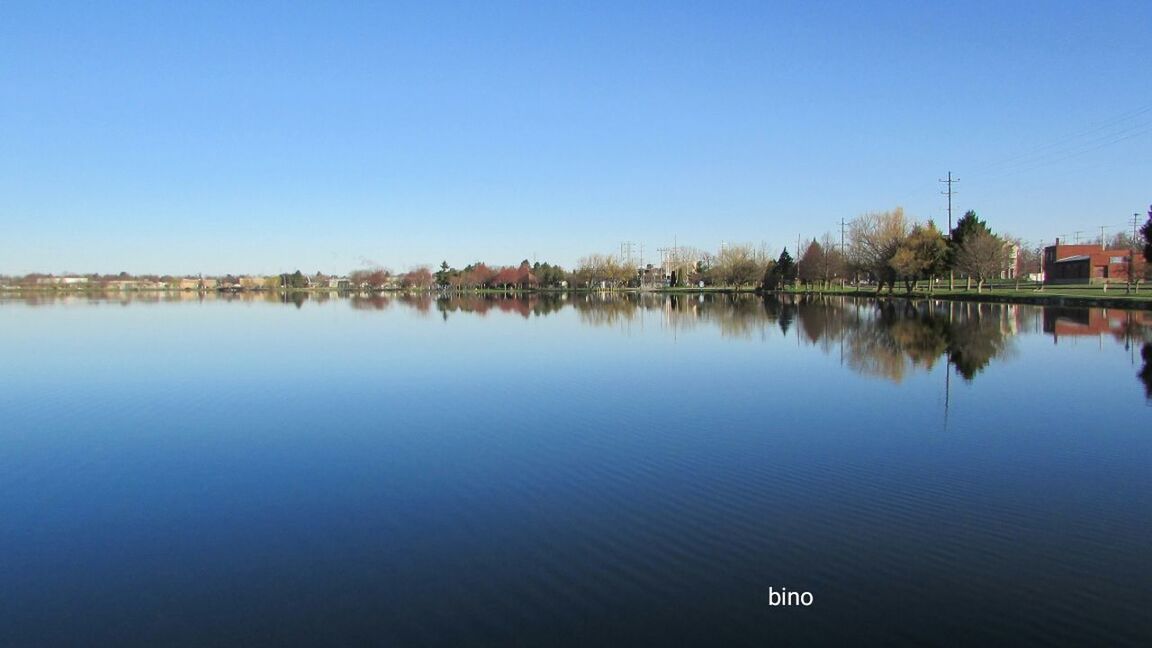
[1,293,1150,645]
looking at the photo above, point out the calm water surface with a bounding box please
[1,293,1150,645]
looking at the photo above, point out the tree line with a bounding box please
[6,206,1150,293]
[559,207,1040,293]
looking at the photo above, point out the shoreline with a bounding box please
[4,284,1151,311]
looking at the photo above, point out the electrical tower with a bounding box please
[619,241,635,266]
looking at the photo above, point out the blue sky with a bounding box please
[2,1,1150,275]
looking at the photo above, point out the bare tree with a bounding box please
[1016,244,1043,284]
[818,232,847,287]
[714,243,764,288]
[574,254,632,288]
[954,230,1009,292]
[1103,231,1138,250]
[573,255,605,288]
[400,266,434,290]
[848,208,909,294]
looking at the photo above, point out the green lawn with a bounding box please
[782,280,1152,307]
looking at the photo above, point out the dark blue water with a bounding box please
[1,294,1150,645]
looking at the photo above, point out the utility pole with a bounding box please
[940,172,959,290]
[1097,226,1109,291]
[1073,230,1083,244]
[1130,213,1140,294]
[796,234,802,291]
[840,218,848,288]
[939,172,959,234]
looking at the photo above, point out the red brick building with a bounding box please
[1043,239,1136,284]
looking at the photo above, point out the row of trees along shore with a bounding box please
[6,207,1151,294]
[434,206,1149,294]
[843,207,1010,294]
[839,206,1149,294]
[559,207,1150,294]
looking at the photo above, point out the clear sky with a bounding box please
[2,1,1150,276]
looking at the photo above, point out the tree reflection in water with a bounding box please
[1140,344,1152,400]
[788,297,1013,383]
[566,293,1019,383]
[437,293,566,319]
[350,294,392,310]
[7,290,1150,394]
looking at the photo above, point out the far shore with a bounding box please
[5,281,1152,311]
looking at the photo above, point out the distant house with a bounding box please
[1000,243,1020,279]
[37,276,89,286]
[1043,240,1135,284]
[175,277,219,291]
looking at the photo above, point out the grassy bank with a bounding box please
[777,282,1152,310]
[6,282,1152,310]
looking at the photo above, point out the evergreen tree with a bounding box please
[1141,206,1152,264]
[759,260,779,291]
[948,211,992,266]
[435,261,451,288]
[776,248,797,284]
[279,270,309,289]
[947,210,995,289]
[761,249,796,291]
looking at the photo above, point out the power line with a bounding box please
[974,102,1152,177]
[989,124,1152,179]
